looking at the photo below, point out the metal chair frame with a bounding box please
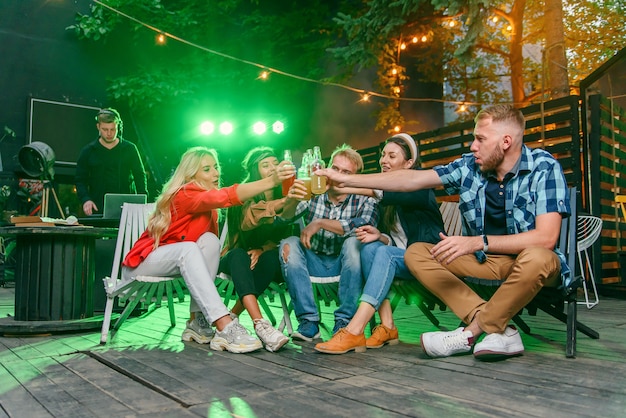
[576,215,603,309]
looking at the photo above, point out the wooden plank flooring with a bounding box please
[1,283,625,417]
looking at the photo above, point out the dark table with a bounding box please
[0,225,118,323]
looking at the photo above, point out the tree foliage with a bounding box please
[332,0,626,124]
[68,0,626,130]
[67,0,341,113]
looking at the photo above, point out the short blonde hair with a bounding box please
[330,144,364,173]
[475,104,525,140]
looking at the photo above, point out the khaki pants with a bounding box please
[404,243,561,334]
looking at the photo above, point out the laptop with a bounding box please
[102,193,148,219]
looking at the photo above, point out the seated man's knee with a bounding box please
[341,236,361,257]
[280,236,299,264]
[405,242,432,262]
[518,247,560,274]
[281,244,290,263]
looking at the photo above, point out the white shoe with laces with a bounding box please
[254,318,289,352]
[473,326,524,360]
[420,327,475,358]
[209,318,262,353]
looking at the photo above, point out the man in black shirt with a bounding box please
[75,108,147,215]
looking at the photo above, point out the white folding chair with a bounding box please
[100,203,187,344]
[576,215,603,309]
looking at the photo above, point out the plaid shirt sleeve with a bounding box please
[339,195,379,235]
[304,194,379,255]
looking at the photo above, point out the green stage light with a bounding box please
[219,121,234,135]
[272,121,284,134]
[253,121,267,135]
[200,121,215,135]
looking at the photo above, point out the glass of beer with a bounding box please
[311,170,326,194]
[300,177,312,200]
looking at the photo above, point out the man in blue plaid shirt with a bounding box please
[317,105,570,360]
[279,144,379,341]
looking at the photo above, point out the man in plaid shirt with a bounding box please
[279,144,379,342]
[317,105,570,360]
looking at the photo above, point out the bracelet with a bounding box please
[481,234,489,252]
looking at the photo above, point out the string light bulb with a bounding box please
[393,86,401,94]
[412,36,418,43]
[391,68,398,75]
[393,125,401,132]
[156,32,166,45]
[93,1,497,109]
[259,70,270,80]
[421,35,428,42]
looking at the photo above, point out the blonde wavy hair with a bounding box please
[147,146,220,248]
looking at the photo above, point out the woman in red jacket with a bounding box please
[122,146,293,354]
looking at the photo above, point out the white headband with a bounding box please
[391,133,418,162]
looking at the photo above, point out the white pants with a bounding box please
[121,232,229,324]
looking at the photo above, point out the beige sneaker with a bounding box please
[209,318,262,353]
[254,318,289,352]
[181,313,214,344]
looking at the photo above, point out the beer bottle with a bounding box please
[310,146,326,194]
[297,150,312,200]
[281,149,295,196]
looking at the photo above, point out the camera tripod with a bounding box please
[39,179,65,219]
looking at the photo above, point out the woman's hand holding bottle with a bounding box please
[274,160,296,186]
[285,178,308,201]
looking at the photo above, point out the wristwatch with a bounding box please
[481,234,489,252]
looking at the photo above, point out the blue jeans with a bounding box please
[279,236,363,324]
[360,241,413,310]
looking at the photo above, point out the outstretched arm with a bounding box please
[235,161,295,202]
[315,167,442,192]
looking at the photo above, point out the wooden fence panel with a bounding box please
[587,95,626,285]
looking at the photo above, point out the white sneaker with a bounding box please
[254,318,289,352]
[181,313,214,344]
[473,326,524,360]
[420,327,474,358]
[209,318,263,353]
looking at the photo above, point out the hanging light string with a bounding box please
[92,0,482,106]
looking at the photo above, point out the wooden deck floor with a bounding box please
[1,283,625,418]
